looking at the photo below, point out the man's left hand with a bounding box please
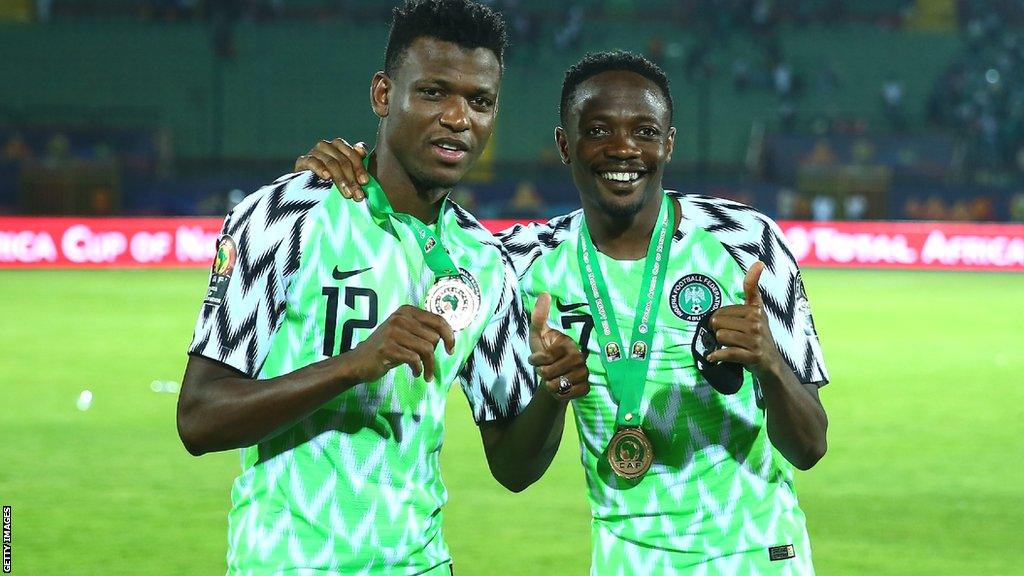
[706,261,784,379]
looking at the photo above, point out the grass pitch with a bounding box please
[1,268,1022,575]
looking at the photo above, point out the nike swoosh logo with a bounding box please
[555,299,587,313]
[332,266,372,281]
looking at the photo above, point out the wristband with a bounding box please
[691,312,744,395]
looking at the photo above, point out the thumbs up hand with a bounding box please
[705,261,783,379]
[528,292,557,354]
[743,260,765,307]
[528,293,590,401]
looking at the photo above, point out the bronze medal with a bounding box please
[606,426,654,479]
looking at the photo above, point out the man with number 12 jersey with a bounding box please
[190,170,531,573]
[176,2,588,574]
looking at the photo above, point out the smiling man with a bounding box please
[298,51,830,574]
[176,2,588,574]
[504,52,830,574]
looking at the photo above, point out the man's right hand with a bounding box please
[296,138,371,201]
[527,293,590,402]
[345,305,456,383]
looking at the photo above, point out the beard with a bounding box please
[405,163,461,201]
[594,188,650,219]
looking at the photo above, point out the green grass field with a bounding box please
[1,268,1022,575]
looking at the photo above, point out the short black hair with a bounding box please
[384,0,508,75]
[560,50,673,124]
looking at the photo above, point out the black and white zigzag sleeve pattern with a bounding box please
[188,172,327,377]
[457,247,537,423]
[497,211,579,279]
[675,192,830,385]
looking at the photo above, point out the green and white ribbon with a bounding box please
[577,193,674,428]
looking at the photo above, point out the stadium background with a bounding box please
[1,1,1022,574]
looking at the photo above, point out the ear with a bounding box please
[554,127,571,165]
[666,126,676,163]
[370,71,391,119]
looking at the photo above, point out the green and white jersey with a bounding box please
[189,171,535,576]
[500,191,828,575]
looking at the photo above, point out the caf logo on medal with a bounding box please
[425,269,481,332]
[607,427,654,479]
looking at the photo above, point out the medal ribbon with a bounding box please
[577,193,673,428]
[360,156,460,279]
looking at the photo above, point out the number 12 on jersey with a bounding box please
[321,286,378,356]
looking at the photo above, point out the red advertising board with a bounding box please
[0,217,223,268]
[778,221,1024,271]
[1,217,1023,271]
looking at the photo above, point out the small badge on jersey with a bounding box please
[768,544,796,562]
[795,272,818,337]
[204,235,237,306]
[669,274,722,322]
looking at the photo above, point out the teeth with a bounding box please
[602,172,639,182]
[437,143,460,151]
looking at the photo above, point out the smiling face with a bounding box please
[373,36,501,192]
[557,70,675,219]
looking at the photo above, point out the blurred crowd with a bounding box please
[6,0,1024,221]
[639,1,917,137]
[929,0,1024,174]
[15,0,897,22]
[22,0,282,23]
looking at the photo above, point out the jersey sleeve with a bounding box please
[188,173,316,377]
[457,251,538,423]
[742,217,830,386]
[497,212,578,279]
[680,193,830,385]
